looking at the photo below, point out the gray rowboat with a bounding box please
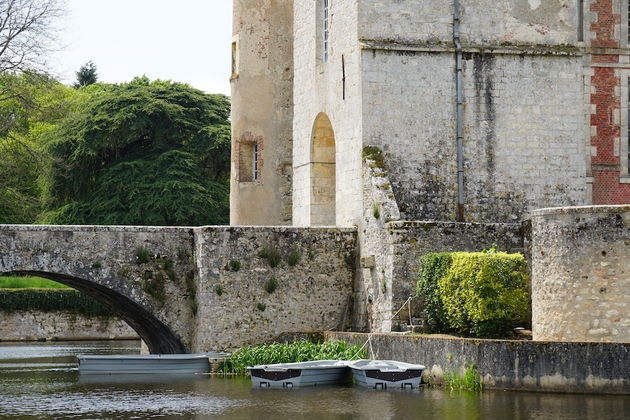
[248,360,351,388]
[348,359,426,389]
[77,353,228,374]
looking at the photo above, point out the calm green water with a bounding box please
[0,341,629,419]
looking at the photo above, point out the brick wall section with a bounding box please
[589,0,630,204]
[590,0,620,48]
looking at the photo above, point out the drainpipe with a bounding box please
[453,0,465,222]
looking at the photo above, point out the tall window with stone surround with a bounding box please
[239,140,260,182]
[322,0,329,62]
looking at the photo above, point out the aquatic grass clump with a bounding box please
[218,340,367,375]
[444,363,483,392]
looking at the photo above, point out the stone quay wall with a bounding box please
[193,227,357,351]
[531,205,630,342]
[326,332,630,394]
[0,310,137,341]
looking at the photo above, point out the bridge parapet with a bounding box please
[0,225,357,352]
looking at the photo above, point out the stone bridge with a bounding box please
[0,225,357,353]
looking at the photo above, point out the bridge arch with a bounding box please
[4,270,186,354]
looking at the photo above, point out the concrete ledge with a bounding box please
[325,332,630,394]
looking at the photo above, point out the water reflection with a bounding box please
[0,341,629,419]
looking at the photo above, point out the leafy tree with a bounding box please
[74,61,98,88]
[0,72,85,223]
[0,0,65,73]
[40,78,231,226]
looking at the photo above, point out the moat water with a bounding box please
[0,340,629,419]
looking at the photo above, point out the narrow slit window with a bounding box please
[231,41,238,76]
[578,0,584,41]
[628,78,630,174]
[323,0,329,62]
[253,142,259,181]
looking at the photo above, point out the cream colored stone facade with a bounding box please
[233,0,591,226]
[230,0,293,225]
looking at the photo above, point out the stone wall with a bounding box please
[0,310,137,341]
[359,158,525,331]
[292,0,363,227]
[531,205,630,342]
[193,227,357,351]
[1,225,357,353]
[358,0,577,46]
[290,0,590,225]
[230,0,293,225]
[361,48,588,222]
[326,332,630,394]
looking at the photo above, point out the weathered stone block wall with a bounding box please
[532,205,630,342]
[230,0,293,225]
[0,310,137,341]
[193,227,356,351]
[293,0,363,227]
[361,48,588,222]
[0,225,198,353]
[326,332,630,394]
[359,158,525,331]
[358,0,577,46]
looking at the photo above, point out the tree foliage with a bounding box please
[0,72,84,223]
[40,78,231,226]
[74,60,97,88]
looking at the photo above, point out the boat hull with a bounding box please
[349,360,425,390]
[248,360,351,388]
[77,353,227,374]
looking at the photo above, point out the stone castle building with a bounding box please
[230,1,630,340]
[230,0,630,226]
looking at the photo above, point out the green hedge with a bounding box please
[417,251,528,338]
[0,289,114,317]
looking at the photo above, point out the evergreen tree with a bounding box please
[41,78,231,226]
[74,61,98,88]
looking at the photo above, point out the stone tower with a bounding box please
[230,0,293,225]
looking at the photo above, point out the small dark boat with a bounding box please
[348,359,425,389]
[77,353,228,374]
[248,360,350,388]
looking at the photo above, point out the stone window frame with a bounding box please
[230,34,240,80]
[315,0,330,66]
[236,132,263,183]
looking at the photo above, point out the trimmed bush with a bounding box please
[417,253,452,332]
[0,289,114,317]
[417,251,529,338]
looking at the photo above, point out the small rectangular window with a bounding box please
[323,0,329,62]
[239,141,259,182]
[231,41,238,76]
[578,0,584,42]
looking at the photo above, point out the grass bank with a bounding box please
[0,276,70,289]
